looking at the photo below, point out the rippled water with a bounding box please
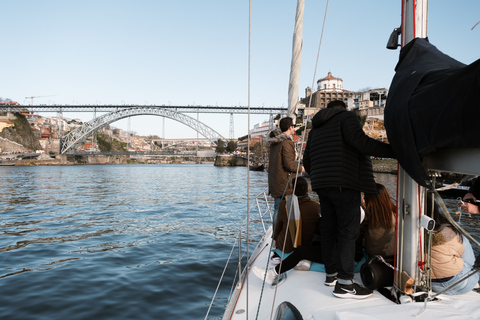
[1,167,478,320]
[0,164,269,320]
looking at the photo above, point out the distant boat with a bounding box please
[0,163,15,166]
[249,164,264,171]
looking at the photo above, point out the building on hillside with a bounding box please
[298,72,388,120]
[299,72,355,117]
[0,120,14,131]
[249,121,271,140]
[236,136,265,151]
[352,89,388,119]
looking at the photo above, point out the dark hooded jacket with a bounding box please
[268,133,298,198]
[303,108,395,194]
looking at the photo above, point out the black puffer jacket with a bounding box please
[303,108,395,194]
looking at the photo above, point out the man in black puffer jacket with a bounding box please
[303,100,395,299]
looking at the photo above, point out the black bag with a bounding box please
[360,256,394,290]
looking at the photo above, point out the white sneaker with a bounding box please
[294,259,312,271]
[252,266,286,286]
[270,252,281,265]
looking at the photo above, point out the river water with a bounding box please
[0,165,478,320]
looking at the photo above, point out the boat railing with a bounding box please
[252,189,273,233]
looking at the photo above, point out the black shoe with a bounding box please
[324,275,337,287]
[333,282,373,299]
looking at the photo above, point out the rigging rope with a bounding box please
[263,1,330,319]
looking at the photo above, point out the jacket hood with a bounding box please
[311,108,346,128]
[267,132,292,146]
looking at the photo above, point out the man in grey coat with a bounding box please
[303,100,395,299]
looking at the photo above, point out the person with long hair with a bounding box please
[430,212,479,295]
[362,183,396,259]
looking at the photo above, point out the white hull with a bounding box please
[223,226,480,320]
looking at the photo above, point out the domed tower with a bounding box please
[317,72,343,92]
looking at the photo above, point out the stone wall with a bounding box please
[214,155,248,167]
[0,137,28,153]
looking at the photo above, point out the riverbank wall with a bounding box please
[1,155,397,172]
[0,155,215,166]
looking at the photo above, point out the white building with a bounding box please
[249,121,271,139]
[317,72,343,92]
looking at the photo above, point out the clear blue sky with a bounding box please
[2,1,480,139]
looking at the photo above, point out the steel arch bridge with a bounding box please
[60,107,227,155]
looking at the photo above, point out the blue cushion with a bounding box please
[273,248,368,273]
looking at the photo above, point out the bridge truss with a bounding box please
[59,107,227,154]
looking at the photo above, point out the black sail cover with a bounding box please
[385,38,480,187]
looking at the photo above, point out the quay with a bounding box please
[0,154,397,172]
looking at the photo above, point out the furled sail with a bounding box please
[287,0,304,119]
[385,38,480,187]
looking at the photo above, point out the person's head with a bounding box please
[279,117,295,133]
[293,176,308,197]
[364,183,396,229]
[327,100,346,109]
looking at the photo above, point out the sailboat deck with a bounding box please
[224,227,480,320]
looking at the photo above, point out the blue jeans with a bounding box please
[431,236,479,295]
[272,196,283,229]
[316,187,361,283]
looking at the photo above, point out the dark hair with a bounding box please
[293,176,308,197]
[364,183,396,229]
[327,100,346,109]
[279,117,294,132]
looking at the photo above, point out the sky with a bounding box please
[2,0,480,139]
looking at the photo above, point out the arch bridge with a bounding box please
[60,107,227,155]
[1,104,288,154]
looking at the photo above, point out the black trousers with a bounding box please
[315,187,361,281]
[275,245,323,274]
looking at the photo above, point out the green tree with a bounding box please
[226,140,237,153]
[215,139,225,154]
[251,142,264,159]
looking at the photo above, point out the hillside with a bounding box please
[0,113,42,151]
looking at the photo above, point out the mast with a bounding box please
[287,0,304,120]
[395,0,429,290]
[395,0,480,293]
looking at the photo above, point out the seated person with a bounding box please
[255,219,323,286]
[273,176,320,254]
[258,176,320,285]
[255,209,368,286]
[460,177,480,214]
[430,214,479,295]
[361,183,396,260]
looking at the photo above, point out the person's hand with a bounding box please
[460,193,479,214]
[460,202,479,214]
[301,166,305,173]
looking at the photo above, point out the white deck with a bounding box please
[223,227,480,320]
